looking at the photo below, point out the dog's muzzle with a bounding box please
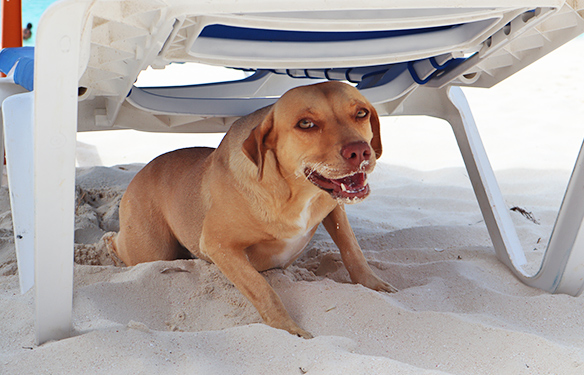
[305,169,370,202]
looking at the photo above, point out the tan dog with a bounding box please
[109,81,396,338]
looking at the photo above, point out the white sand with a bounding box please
[2,39,584,374]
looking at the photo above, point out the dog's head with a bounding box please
[243,81,382,204]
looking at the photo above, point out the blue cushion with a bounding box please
[199,25,458,43]
[0,47,34,91]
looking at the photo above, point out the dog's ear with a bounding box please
[369,106,382,159]
[242,110,275,180]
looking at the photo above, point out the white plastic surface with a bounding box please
[32,0,89,344]
[2,92,35,294]
[0,78,28,183]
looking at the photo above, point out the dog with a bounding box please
[108,81,397,339]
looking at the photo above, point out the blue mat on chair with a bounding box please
[0,47,35,91]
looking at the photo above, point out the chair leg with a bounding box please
[2,92,35,294]
[0,80,28,186]
[395,85,584,296]
[32,0,88,344]
[542,140,584,295]
[444,87,584,295]
[440,86,528,271]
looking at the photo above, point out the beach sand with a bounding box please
[1,39,584,374]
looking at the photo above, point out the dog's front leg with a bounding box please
[200,232,313,339]
[323,204,397,293]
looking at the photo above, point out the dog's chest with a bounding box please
[270,230,314,268]
[247,224,316,270]
[247,196,327,270]
[269,197,324,267]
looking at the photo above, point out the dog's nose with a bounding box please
[341,141,372,167]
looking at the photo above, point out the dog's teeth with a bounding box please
[341,183,347,191]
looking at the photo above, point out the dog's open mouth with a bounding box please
[305,169,370,201]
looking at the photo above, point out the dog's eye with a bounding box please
[356,109,369,118]
[297,119,316,130]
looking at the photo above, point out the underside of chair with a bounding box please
[74,3,584,132]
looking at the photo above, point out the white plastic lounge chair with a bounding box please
[1,0,584,344]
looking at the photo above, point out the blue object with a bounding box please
[0,47,35,91]
[199,24,459,42]
[407,57,466,85]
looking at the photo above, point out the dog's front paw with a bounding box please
[375,279,398,294]
[271,320,313,339]
[289,326,314,340]
[354,272,398,294]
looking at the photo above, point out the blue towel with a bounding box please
[0,47,35,91]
